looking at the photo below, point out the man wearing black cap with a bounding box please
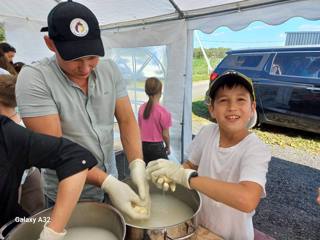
[16,0,149,223]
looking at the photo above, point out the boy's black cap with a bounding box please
[40,0,104,61]
[209,70,256,101]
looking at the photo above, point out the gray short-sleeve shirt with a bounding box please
[16,56,127,201]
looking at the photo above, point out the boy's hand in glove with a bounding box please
[146,159,197,191]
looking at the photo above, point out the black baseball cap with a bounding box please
[40,0,104,61]
[209,70,256,101]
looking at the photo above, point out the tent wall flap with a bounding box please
[101,20,188,162]
[187,0,320,33]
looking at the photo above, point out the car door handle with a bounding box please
[306,87,320,92]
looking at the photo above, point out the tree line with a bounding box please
[193,47,230,59]
[0,25,5,42]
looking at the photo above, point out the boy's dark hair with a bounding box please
[209,71,255,103]
[143,77,162,119]
[0,74,17,108]
[0,42,16,53]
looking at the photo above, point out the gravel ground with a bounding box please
[253,149,320,240]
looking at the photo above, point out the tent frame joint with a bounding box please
[168,0,185,19]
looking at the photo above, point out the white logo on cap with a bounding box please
[70,18,89,37]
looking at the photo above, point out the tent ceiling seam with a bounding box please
[100,13,180,31]
[0,14,45,23]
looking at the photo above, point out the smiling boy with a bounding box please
[146,71,271,239]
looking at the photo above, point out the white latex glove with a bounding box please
[101,175,149,219]
[38,222,66,240]
[146,159,197,191]
[129,159,148,200]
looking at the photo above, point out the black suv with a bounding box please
[205,46,320,134]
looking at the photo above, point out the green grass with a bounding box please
[192,58,222,81]
[193,58,210,81]
[192,100,320,155]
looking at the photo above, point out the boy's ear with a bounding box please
[251,101,257,117]
[208,103,215,119]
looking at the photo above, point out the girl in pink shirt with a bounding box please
[138,77,172,164]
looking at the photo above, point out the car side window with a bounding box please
[221,54,266,70]
[271,52,320,79]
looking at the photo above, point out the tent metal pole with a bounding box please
[168,0,185,19]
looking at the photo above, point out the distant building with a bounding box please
[285,31,320,46]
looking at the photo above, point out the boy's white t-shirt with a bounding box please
[188,123,271,240]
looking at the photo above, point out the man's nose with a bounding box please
[79,61,91,72]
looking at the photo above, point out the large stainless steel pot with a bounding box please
[0,202,126,240]
[123,179,201,240]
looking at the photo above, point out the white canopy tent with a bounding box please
[1,0,319,161]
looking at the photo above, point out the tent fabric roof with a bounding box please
[0,0,316,29]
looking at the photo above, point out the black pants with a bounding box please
[142,141,168,165]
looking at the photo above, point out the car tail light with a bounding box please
[210,72,219,82]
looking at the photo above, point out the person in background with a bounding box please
[0,74,45,216]
[0,75,97,238]
[146,71,271,240]
[317,188,320,205]
[0,42,16,65]
[305,58,320,78]
[0,74,19,121]
[0,49,16,75]
[138,77,172,165]
[16,0,150,217]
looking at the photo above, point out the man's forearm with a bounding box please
[119,120,143,162]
